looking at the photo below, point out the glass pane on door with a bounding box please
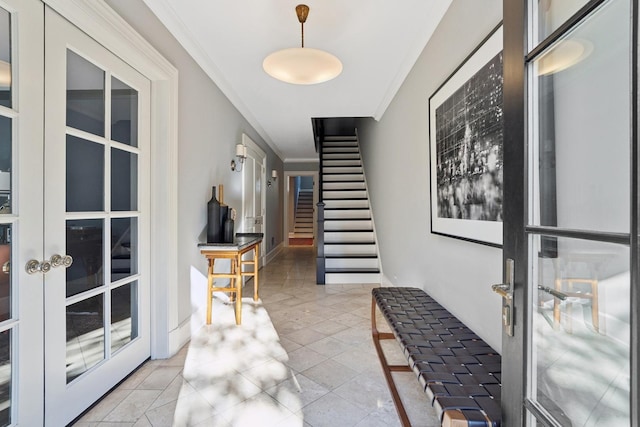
[66,51,104,136]
[111,77,138,147]
[0,330,9,426]
[530,0,630,234]
[66,294,104,383]
[0,8,10,109]
[534,0,592,42]
[530,235,630,425]
[66,219,104,297]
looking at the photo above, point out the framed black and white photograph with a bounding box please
[429,25,503,247]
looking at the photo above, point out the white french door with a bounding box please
[43,7,150,425]
[0,2,151,425]
[0,0,45,425]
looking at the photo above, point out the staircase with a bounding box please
[291,190,314,238]
[320,137,381,284]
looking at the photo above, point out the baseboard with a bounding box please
[265,242,284,265]
[167,316,191,357]
[380,274,394,287]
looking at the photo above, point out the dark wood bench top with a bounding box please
[372,287,502,427]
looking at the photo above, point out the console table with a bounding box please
[198,233,263,325]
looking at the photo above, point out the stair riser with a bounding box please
[322,174,364,182]
[323,190,367,199]
[325,273,380,284]
[325,258,379,269]
[323,182,366,190]
[323,167,363,174]
[323,153,360,160]
[324,209,371,219]
[325,220,373,231]
[324,244,377,255]
[323,141,358,147]
[323,160,362,167]
[325,231,374,242]
[324,199,369,209]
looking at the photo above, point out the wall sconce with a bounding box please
[268,170,278,187]
[231,143,247,172]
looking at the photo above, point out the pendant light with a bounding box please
[263,4,342,85]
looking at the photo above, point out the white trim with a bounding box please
[283,171,319,247]
[169,317,192,356]
[354,129,383,278]
[265,242,284,266]
[44,0,180,359]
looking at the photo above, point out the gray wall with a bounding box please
[284,161,318,172]
[106,0,284,332]
[356,0,503,350]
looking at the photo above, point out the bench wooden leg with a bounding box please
[371,295,412,427]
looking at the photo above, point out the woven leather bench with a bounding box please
[371,287,502,427]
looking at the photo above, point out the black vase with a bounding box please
[207,186,222,243]
[223,218,235,243]
[220,205,229,236]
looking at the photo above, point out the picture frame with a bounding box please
[429,24,503,247]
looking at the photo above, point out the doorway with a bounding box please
[241,133,267,267]
[285,172,318,246]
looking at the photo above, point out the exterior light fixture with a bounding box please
[263,4,342,85]
[231,143,247,172]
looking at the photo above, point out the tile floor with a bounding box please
[73,246,438,426]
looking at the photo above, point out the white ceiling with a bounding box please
[143,0,452,161]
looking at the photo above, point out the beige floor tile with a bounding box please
[172,391,218,426]
[241,358,294,390]
[77,388,133,422]
[285,327,328,346]
[301,359,359,390]
[217,392,295,427]
[132,416,153,427]
[144,400,178,427]
[102,389,162,422]
[305,336,354,358]
[331,347,381,374]
[333,371,393,411]
[149,375,195,410]
[309,316,348,335]
[301,392,368,427]
[266,372,329,413]
[285,346,328,373]
[137,366,182,390]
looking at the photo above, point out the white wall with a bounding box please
[356,0,503,350]
[106,0,284,348]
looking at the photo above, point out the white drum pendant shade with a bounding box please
[263,47,342,85]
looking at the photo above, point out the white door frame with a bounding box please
[241,133,267,266]
[43,0,180,358]
[283,170,318,247]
